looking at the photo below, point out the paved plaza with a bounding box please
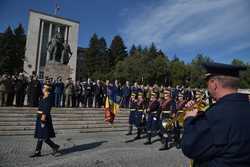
[0,131,189,167]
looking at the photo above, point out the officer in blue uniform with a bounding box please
[30,85,60,157]
[126,93,137,135]
[159,89,174,150]
[134,92,145,140]
[181,62,250,167]
[144,92,160,145]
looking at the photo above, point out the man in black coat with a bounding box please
[181,62,250,167]
[93,80,103,108]
[30,75,42,107]
[15,73,27,107]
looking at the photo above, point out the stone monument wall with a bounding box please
[24,10,79,81]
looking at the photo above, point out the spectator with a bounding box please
[64,78,74,107]
[54,76,64,107]
[121,81,131,108]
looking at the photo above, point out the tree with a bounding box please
[0,24,26,75]
[0,26,16,74]
[110,35,127,67]
[231,59,250,88]
[129,44,137,56]
[188,54,213,88]
[169,57,188,86]
[14,24,26,73]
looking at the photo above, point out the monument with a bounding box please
[24,10,79,81]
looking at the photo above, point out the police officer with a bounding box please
[133,92,145,140]
[126,93,137,135]
[144,92,160,145]
[181,62,250,166]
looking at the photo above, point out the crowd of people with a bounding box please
[0,72,210,109]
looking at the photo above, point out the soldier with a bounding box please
[126,93,137,135]
[181,62,250,166]
[159,89,174,150]
[30,85,60,157]
[133,92,145,140]
[144,92,160,145]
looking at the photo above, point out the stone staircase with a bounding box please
[0,107,129,136]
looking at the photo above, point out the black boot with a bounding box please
[45,138,60,155]
[159,137,169,151]
[126,125,133,135]
[134,128,141,140]
[29,151,41,158]
[30,139,43,158]
[144,133,152,145]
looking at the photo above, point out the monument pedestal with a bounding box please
[44,64,73,82]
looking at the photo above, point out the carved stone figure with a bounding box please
[62,42,72,65]
[47,30,64,63]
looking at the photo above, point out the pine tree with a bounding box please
[0,26,16,74]
[129,44,136,56]
[110,35,127,67]
[14,24,26,73]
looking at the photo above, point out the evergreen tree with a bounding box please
[169,57,188,86]
[0,26,16,74]
[129,44,136,56]
[188,54,213,88]
[110,35,127,67]
[14,24,26,73]
[231,59,250,88]
[85,33,100,78]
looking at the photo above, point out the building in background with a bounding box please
[24,10,79,81]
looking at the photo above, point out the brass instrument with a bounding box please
[163,100,209,130]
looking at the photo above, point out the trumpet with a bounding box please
[163,99,209,130]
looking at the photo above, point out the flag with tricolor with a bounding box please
[104,90,120,124]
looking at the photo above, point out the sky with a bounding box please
[0,0,250,63]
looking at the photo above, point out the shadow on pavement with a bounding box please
[57,140,108,156]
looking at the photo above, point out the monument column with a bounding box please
[36,20,44,76]
[64,26,69,42]
[46,23,53,62]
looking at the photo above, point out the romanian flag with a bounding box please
[104,92,120,124]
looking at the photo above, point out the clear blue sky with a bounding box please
[0,0,250,64]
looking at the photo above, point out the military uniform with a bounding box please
[31,90,60,157]
[133,93,145,139]
[144,93,160,145]
[159,91,174,150]
[126,93,137,135]
[181,63,250,167]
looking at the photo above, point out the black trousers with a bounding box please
[35,138,58,152]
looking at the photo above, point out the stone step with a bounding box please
[0,107,130,136]
[0,113,129,118]
[0,110,130,115]
[0,117,128,122]
[0,127,128,136]
[0,120,128,126]
[0,107,129,113]
[0,123,128,131]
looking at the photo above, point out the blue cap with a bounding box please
[203,62,246,79]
